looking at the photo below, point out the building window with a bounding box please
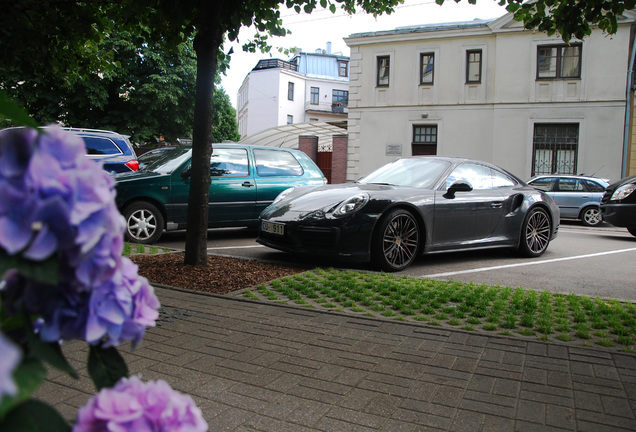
[287,82,294,100]
[332,90,348,113]
[332,90,348,106]
[287,115,293,124]
[465,50,482,83]
[377,56,390,87]
[532,123,579,175]
[310,87,319,105]
[338,61,348,77]
[537,44,582,79]
[412,125,437,156]
[420,53,434,85]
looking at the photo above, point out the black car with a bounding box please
[600,175,636,237]
[258,156,560,272]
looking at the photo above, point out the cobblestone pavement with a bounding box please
[37,286,636,431]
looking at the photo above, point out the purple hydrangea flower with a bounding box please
[0,125,159,347]
[0,332,21,398]
[74,376,208,432]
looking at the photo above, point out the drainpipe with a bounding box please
[622,32,636,178]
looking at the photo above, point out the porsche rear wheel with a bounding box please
[518,207,551,257]
[371,209,420,272]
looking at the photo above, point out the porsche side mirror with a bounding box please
[444,180,473,199]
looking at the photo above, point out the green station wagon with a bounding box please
[114,144,327,243]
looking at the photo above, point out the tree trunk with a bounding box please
[184,3,223,266]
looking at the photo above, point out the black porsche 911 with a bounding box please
[257,156,560,272]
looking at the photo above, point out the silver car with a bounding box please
[527,175,609,226]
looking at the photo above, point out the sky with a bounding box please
[220,0,509,108]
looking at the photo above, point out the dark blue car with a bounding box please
[67,128,139,174]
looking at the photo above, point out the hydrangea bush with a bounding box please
[0,124,207,431]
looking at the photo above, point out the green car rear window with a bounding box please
[254,149,303,177]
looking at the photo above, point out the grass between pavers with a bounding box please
[241,268,636,353]
[122,242,171,256]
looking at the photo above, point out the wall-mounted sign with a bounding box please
[386,144,402,156]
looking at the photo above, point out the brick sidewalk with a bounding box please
[37,285,636,431]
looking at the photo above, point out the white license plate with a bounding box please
[262,220,285,235]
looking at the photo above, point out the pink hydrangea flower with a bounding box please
[74,376,207,431]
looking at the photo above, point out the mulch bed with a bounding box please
[130,252,306,295]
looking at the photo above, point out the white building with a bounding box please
[344,12,636,183]
[237,46,350,140]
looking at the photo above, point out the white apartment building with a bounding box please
[344,11,636,183]
[237,46,350,140]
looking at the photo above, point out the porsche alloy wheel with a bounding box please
[519,207,551,257]
[372,209,420,272]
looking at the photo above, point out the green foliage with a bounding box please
[0,93,38,128]
[88,346,129,391]
[0,250,58,286]
[212,88,241,142]
[0,400,70,432]
[246,269,636,351]
[0,1,117,89]
[2,29,239,145]
[440,0,636,43]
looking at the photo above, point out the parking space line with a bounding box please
[207,245,265,251]
[421,247,636,279]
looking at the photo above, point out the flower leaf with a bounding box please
[0,358,46,418]
[27,333,78,379]
[0,399,70,432]
[0,92,39,128]
[0,250,59,286]
[88,345,129,391]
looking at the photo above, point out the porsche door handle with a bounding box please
[490,202,503,209]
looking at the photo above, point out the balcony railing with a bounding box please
[253,59,298,71]
[305,101,348,115]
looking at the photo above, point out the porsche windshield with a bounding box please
[359,158,450,189]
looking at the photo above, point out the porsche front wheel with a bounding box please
[371,209,420,272]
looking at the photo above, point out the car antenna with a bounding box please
[589,165,604,177]
[279,131,293,147]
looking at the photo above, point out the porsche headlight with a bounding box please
[610,183,636,201]
[273,187,294,205]
[333,194,369,217]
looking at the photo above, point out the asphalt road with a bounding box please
[155,222,636,302]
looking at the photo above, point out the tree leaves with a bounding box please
[436,0,636,43]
